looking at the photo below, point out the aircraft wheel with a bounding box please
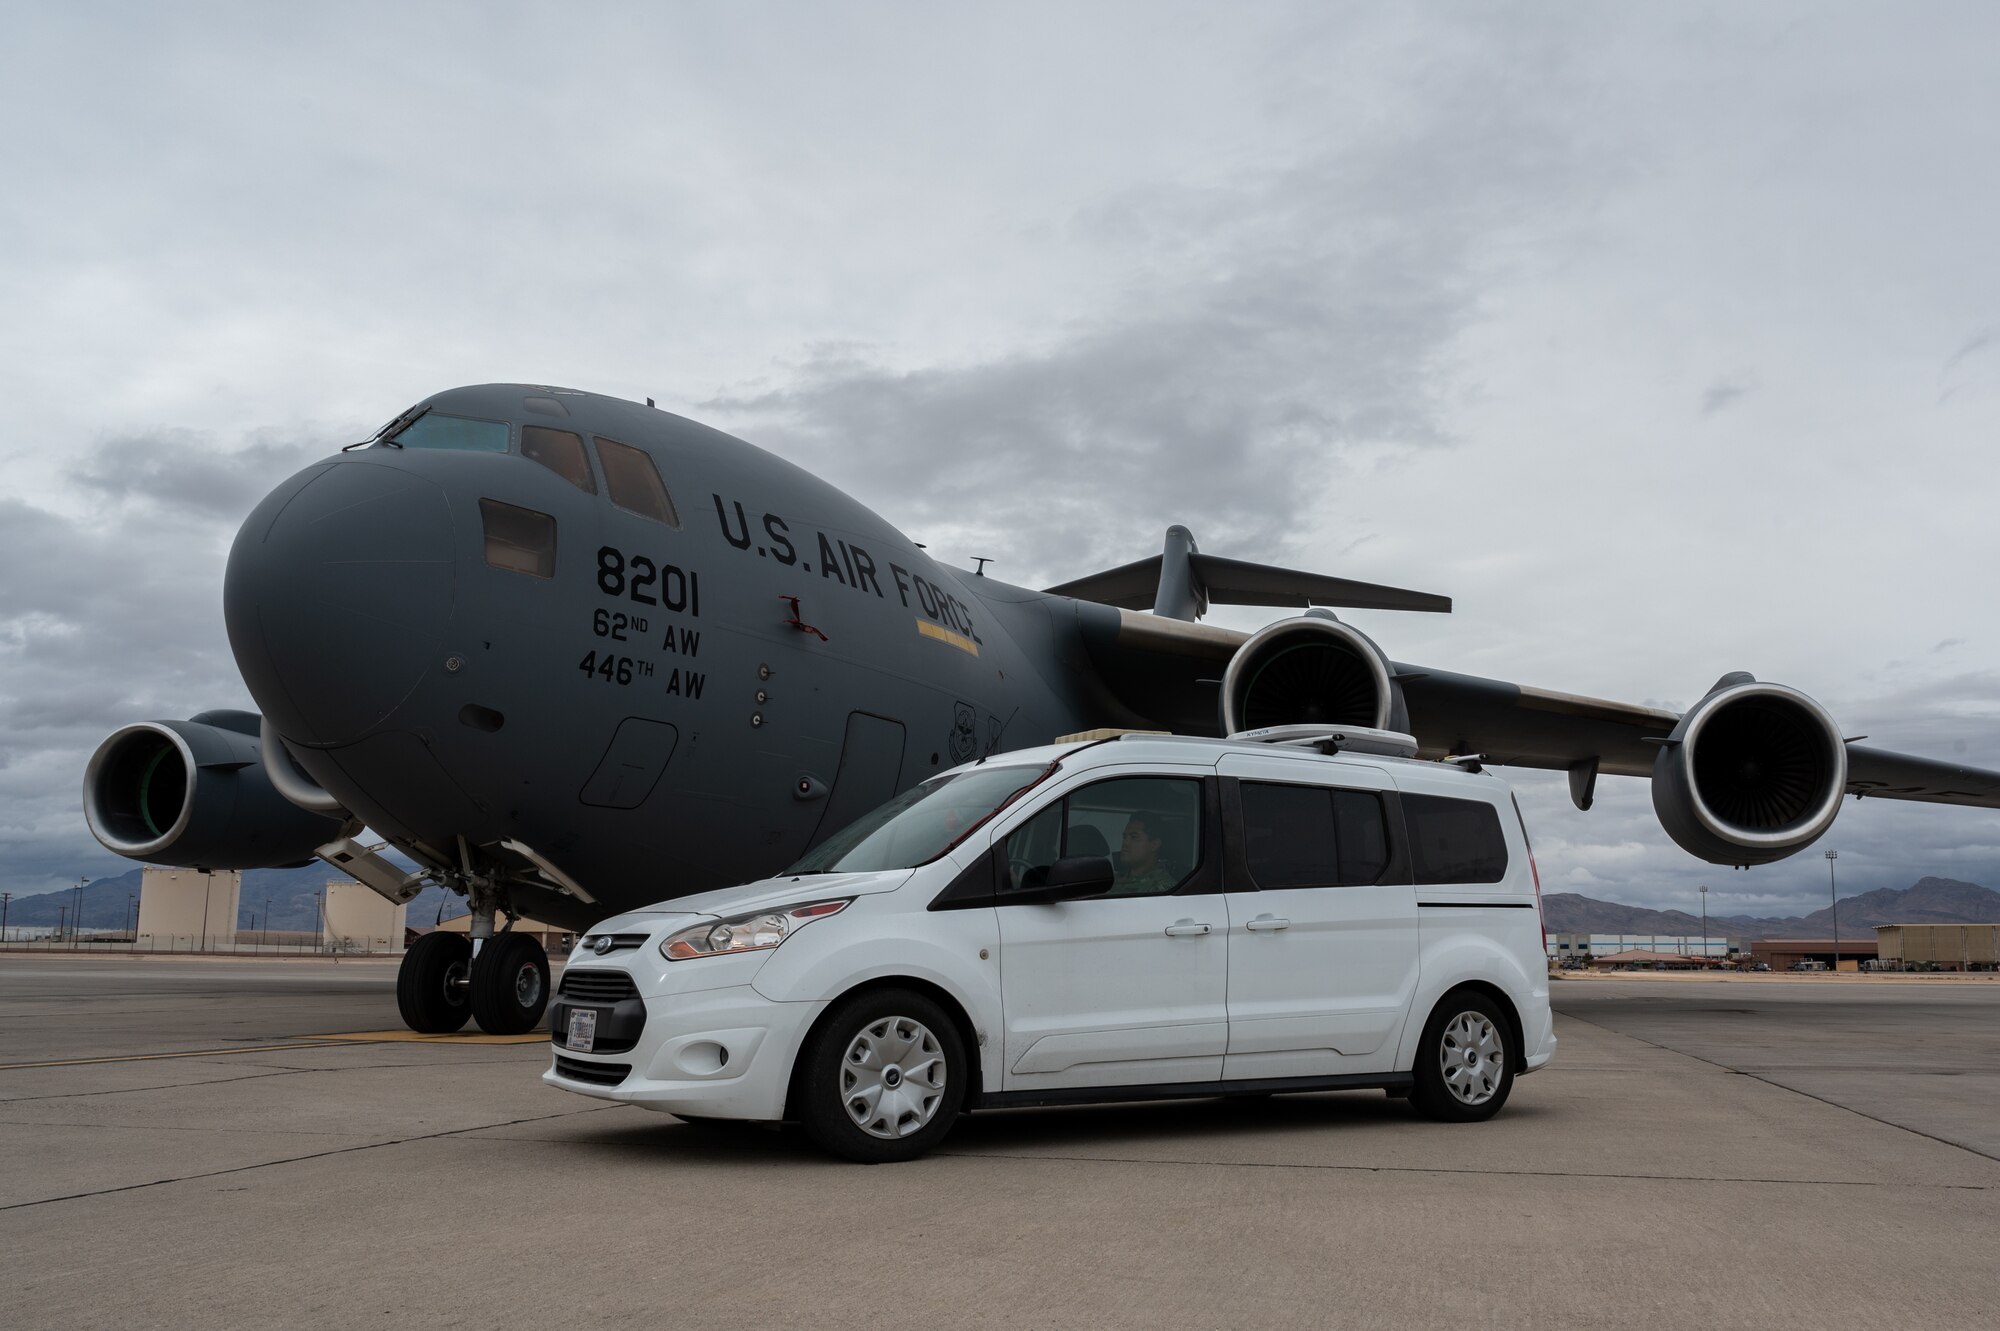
[1409,989,1516,1123]
[469,933,550,1035]
[397,932,473,1033]
[794,988,966,1163]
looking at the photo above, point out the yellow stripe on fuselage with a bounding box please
[916,619,980,656]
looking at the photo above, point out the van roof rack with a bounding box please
[1226,724,1420,759]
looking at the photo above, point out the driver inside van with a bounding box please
[1113,814,1177,894]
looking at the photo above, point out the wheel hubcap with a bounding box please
[839,1015,946,1140]
[442,959,469,1006]
[1439,1011,1504,1106]
[514,963,543,1008]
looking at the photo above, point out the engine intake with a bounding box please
[1650,679,1848,866]
[83,711,346,870]
[1220,615,1406,736]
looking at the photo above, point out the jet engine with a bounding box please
[1650,675,1848,866]
[1219,615,1409,736]
[82,710,347,870]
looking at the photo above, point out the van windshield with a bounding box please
[787,764,1051,874]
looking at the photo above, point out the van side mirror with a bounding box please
[1008,855,1115,904]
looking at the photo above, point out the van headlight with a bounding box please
[660,899,852,961]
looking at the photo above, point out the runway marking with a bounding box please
[0,1030,547,1070]
[301,1030,549,1045]
[0,1042,366,1070]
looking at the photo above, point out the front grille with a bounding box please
[558,969,639,1003]
[578,932,648,955]
[553,1054,631,1087]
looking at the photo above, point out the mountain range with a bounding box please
[9,866,1999,941]
[1542,877,2000,939]
[1,863,468,934]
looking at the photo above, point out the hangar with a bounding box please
[1874,923,2000,971]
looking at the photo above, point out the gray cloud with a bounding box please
[0,430,342,896]
[68,430,331,520]
[1700,378,1754,415]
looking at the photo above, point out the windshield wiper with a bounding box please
[344,404,428,451]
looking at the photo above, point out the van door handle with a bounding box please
[1163,920,1211,937]
[1244,915,1291,931]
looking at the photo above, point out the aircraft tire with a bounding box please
[397,932,473,1034]
[794,987,967,1163]
[1409,988,1516,1123]
[468,932,550,1035]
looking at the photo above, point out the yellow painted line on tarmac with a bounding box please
[0,1029,548,1070]
[0,1041,367,1070]
[301,1030,549,1045]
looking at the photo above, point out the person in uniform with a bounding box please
[1114,814,1177,894]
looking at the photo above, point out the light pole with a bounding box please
[262,896,271,947]
[72,876,88,945]
[1,891,10,942]
[1699,885,1709,962]
[1825,850,1840,971]
[57,904,68,942]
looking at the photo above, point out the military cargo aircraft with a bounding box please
[80,384,2000,1034]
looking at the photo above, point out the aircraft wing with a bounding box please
[1843,745,2000,808]
[1073,604,2000,810]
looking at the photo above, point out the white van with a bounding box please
[544,728,1556,1162]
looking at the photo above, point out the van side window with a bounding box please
[1241,783,1337,887]
[1002,776,1201,898]
[1332,789,1391,884]
[1403,793,1509,885]
[1240,782,1390,888]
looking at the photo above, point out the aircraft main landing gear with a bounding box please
[469,932,550,1034]
[394,883,551,1035]
[397,932,473,1033]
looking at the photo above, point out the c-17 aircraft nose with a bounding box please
[225,457,456,747]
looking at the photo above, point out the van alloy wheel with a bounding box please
[1439,1010,1505,1106]
[840,1015,948,1139]
[797,988,968,1162]
[1410,988,1516,1123]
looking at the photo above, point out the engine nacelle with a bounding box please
[1220,615,1408,736]
[1650,678,1848,866]
[82,711,346,870]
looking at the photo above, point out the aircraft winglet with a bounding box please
[1044,527,1452,622]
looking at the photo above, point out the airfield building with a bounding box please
[1873,923,2000,971]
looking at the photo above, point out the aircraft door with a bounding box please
[809,712,907,845]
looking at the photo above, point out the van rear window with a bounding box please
[1403,793,1508,885]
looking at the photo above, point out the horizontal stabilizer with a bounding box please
[1046,552,1450,615]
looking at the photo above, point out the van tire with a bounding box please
[1410,989,1516,1122]
[797,988,967,1163]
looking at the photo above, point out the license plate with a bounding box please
[565,1008,598,1053]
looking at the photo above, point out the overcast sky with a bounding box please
[4,3,1998,917]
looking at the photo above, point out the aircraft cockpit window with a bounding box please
[479,498,558,579]
[594,436,681,527]
[391,413,510,453]
[521,426,598,494]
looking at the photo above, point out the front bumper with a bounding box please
[542,983,827,1121]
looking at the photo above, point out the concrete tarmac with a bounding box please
[1,955,1995,1330]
